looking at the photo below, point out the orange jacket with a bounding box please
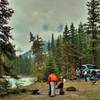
[48,73,58,83]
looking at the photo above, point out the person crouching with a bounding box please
[56,80,64,95]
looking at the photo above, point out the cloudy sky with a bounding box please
[8,0,88,54]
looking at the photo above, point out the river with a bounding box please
[4,76,37,88]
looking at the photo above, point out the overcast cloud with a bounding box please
[8,0,88,54]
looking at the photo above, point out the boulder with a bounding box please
[66,86,77,91]
[32,89,40,95]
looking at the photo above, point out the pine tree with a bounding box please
[78,22,85,65]
[47,40,51,52]
[13,56,32,75]
[0,0,15,76]
[30,34,44,64]
[55,36,63,71]
[63,24,71,76]
[51,33,55,55]
[69,23,78,66]
[30,33,45,81]
[87,0,100,65]
[49,33,56,67]
[70,23,76,46]
[63,24,69,43]
[77,22,91,65]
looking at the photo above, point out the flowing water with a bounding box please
[4,76,37,88]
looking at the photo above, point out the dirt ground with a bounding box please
[0,80,100,100]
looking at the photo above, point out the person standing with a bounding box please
[84,70,88,82]
[91,70,97,84]
[48,72,58,97]
[76,68,81,81]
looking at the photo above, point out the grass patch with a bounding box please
[0,80,100,100]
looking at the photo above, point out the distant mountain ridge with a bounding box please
[20,50,34,59]
[19,41,48,59]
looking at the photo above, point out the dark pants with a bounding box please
[56,81,64,95]
[84,75,87,82]
[48,84,51,96]
[76,75,80,81]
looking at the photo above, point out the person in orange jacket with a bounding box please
[48,72,58,97]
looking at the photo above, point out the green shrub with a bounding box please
[0,78,10,93]
[43,66,60,81]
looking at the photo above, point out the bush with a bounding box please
[0,78,10,93]
[43,66,60,81]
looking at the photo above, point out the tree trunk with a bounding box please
[91,29,97,65]
[0,53,4,77]
[92,41,97,65]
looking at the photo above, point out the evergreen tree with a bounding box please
[44,51,60,81]
[63,24,69,58]
[96,36,100,68]
[0,0,15,77]
[63,24,71,76]
[63,24,69,43]
[43,66,60,81]
[78,22,85,65]
[30,34,44,64]
[69,23,79,66]
[47,40,51,52]
[87,0,100,65]
[70,23,76,45]
[51,33,55,55]
[30,33,45,81]
[13,56,33,75]
[77,22,91,65]
[48,33,56,68]
[55,36,63,71]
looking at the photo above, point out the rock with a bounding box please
[21,89,27,93]
[66,86,77,91]
[32,89,40,95]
